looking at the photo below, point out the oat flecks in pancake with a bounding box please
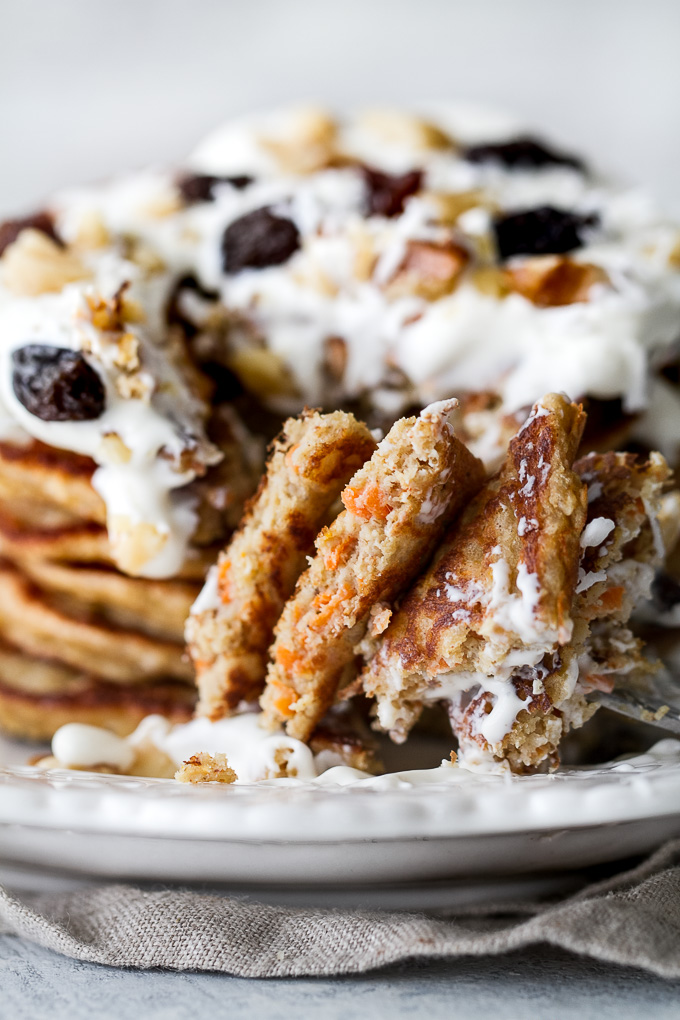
[187,409,376,720]
[0,563,192,684]
[360,393,587,743]
[260,400,486,742]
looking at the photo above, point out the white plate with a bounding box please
[2,734,680,889]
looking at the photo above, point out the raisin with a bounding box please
[361,166,423,218]
[12,345,106,422]
[651,572,680,613]
[221,207,300,273]
[177,173,253,204]
[493,206,599,261]
[463,136,584,172]
[0,212,62,257]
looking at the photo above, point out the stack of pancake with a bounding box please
[0,431,257,741]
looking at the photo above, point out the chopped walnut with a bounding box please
[292,260,339,296]
[471,266,513,299]
[124,238,167,273]
[351,227,377,282]
[357,109,454,151]
[426,190,488,226]
[98,433,132,464]
[505,256,608,307]
[175,752,238,784]
[260,108,338,174]
[669,235,680,268]
[72,210,111,250]
[108,515,169,576]
[1,229,91,295]
[113,333,141,372]
[115,372,152,401]
[385,240,469,301]
[226,346,298,399]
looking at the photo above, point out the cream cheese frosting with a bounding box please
[1,104,679,580]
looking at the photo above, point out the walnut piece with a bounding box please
[358,109,454,151]
[108,516,169,576]
[426,190,488,226]
[505,256,608,307]
[1,229,91,295]
[260,108,338,174]
[386,240,469,301]
[175,752,238,784]
[227,346,298,399]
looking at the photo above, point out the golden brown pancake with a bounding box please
[187,408,376,719]
[261,401,485,741]
[0,640,195,741]
[0,563,191,684]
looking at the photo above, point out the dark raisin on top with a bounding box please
[12,345,106,422]
[0,212,63,258]
[177,173,254,204]
[493,206,599,261]
[221,207,300,274]
[651,572,680,613]
[463,136,585,172]
[361,166,423,218]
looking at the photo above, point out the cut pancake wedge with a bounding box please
[360,393,588,745]
[187,409,377,719]
[261,400,486,741]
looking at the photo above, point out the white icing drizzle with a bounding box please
[52,723,135,771]
[0,256,219,577]
[47,105,680,451]
[190,564,221,615]
[580,516,615,549]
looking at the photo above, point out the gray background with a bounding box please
[0,0,679,215]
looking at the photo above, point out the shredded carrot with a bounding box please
[309,585,352,630]
[322,535,353,571]
[342,482,392,520]
[275,646,299,672]
[270,680,298,718]
[597,586,624,612]
[217,559,232,602]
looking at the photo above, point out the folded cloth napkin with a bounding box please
[1,840,680,978]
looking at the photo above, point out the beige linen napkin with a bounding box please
[1,840,680,977]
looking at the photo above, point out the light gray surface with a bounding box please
[1,0,680,214]
[2,935,680,1020]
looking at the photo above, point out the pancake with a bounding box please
[261,400,485,741]
[17,559,198,642]
[360,393,587,744]
[0,641,195,741]
[0,504,216,580]
[360,398,676,771]
[187,408,376,719]
[0,563,191,684]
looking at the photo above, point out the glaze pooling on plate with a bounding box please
[2,736,680,845]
